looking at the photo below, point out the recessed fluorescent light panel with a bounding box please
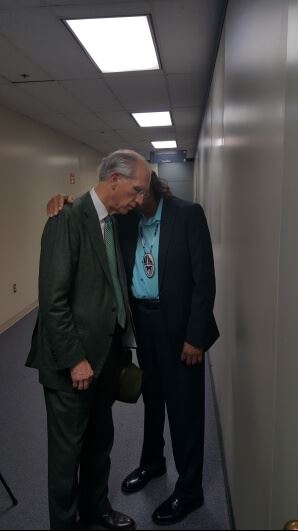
[151,141,177,149]
[132,112,172,127]
[65,16,160,73]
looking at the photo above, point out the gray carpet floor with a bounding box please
[0,310,231,530]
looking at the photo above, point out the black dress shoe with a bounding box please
[98,508,136,530]
[121,465,167,494]
[152,493,204,525]
[79,508,136,530]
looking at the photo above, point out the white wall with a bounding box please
[196,0,298,529]
[271,1,298,526]
[0,106,100,332]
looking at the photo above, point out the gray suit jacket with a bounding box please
[26,192,130,392]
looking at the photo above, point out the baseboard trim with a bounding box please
[207,354,236,530]
[0,302,38,335]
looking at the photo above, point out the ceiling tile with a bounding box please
[61,79,122,111]
[176,128,198,147]
[152,0,223,74]
[116,126,176,144]
[172,107,201,128]
[51,1,149,18]
[19,81,88,113]
[167,74,205,108]
[33,112,79,132]
[32,113,102,149]
[0,76,10,85]
[0,9,100,80]
[0,83,53,116]
[105,72,170,112]
[90,129,129,149]
[96,111,136,130]
[33,116,104,152]
[0,1,42,7]
[0,33,51,82]
[63,112,108,131]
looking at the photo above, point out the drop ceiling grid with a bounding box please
[0,0,226,158]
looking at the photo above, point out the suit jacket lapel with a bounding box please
[82,193,113,288]
[159,197,178,293]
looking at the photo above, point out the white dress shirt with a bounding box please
[90,188,109,237]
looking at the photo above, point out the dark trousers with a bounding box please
[134,304,205,501]
[44,342,121,530]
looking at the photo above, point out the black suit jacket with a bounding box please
[26,192,130,391]
[116,196,219,351]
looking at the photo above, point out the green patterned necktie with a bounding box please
[104,216,126,328]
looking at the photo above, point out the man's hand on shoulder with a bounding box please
[47,194,74,218]
[70,359,94,391]
[181,341,203,365]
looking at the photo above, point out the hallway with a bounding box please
[2,0,298,529]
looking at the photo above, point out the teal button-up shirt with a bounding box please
[131,199,163,299]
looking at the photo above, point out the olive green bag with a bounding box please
[116,349,143,404]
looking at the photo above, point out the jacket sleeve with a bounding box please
[185,203,216,349]
[38,206,87,370]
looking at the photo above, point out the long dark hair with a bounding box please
[150,171,173,200]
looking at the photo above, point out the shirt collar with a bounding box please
[90,188,109,222]
[141,198,163,226]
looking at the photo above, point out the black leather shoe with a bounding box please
[98,508,136,530]
[79,508,136,530]
[152,493,204,525]
[121,465,167,494]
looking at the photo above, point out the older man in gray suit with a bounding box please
[26,150,151,531]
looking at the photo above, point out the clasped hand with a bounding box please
[181,341,203,365]
[70,360,94,391]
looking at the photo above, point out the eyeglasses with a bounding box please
[117,173,147,197]
[132,186,146,197]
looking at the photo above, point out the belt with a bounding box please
[133,298,160,310]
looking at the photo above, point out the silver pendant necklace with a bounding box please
[139,222,159,278]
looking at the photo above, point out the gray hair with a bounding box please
[98,149,148,181]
